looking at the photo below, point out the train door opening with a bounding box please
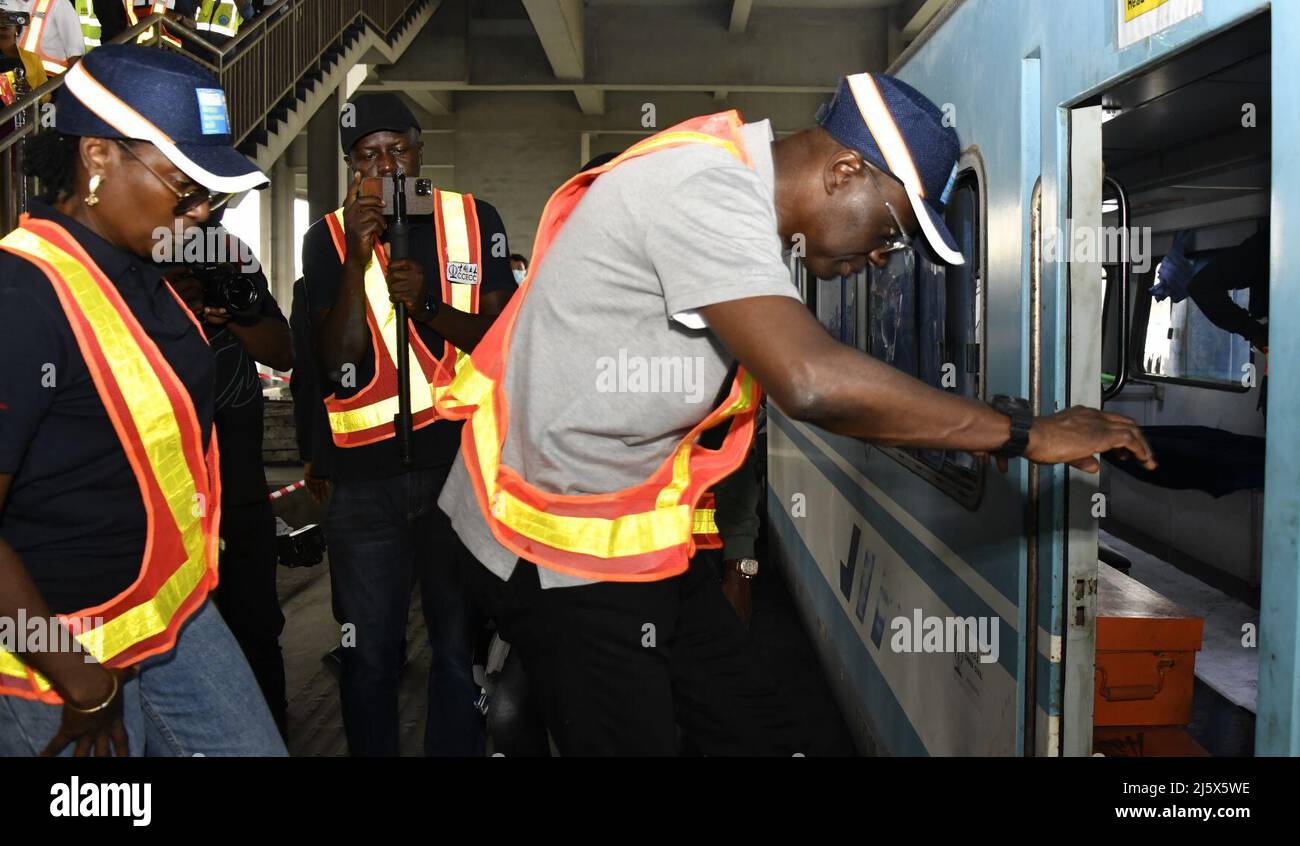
[1089,12,1270,756]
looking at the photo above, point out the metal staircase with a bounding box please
[0,0,436,231]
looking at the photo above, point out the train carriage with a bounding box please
[769,0,1297,757]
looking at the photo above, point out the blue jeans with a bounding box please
[0,600,287,757]
[327,466,483,756]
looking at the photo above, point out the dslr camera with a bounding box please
[179,262,262,316]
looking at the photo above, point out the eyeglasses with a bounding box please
[114,139,216,216]
[865,164,912,255]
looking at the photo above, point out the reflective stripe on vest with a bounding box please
[132,2,180,48]
[195,0,240,37]
[320,189,481,447]
[0,217,221,704]
[692,492,722,550]
[77,0,101,48]
[434,111,761,582]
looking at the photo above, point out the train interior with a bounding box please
[1092,12,1270,756]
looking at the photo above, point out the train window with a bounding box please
[868,250,917,375]
[865,168,985,505]
[1133,245,1254,390]
[800,255,866,349]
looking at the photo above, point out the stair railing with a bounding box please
[0,0,428,232]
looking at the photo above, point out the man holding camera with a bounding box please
[166,217,293,736]
[301,93,517,757]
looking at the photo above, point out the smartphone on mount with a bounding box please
[359,175,436,217]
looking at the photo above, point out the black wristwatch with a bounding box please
[990,394,1033,458]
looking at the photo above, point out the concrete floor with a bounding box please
[265,466,857,757]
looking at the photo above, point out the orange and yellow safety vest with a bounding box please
[320,189,482,447]
[19,0,72,75]
[128,1,182,49]
[0,216,221,704]
[435,111,759,581]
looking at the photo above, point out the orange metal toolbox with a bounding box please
[1093,563,1204,727]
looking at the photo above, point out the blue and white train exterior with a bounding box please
[767,0,1299,756]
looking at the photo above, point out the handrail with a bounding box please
[0,13,167,137]
[0,1,427,147]
[1101,176,1131,402]
[1,1,428,232]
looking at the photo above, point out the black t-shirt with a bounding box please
[0,202,215,615]
[301,197,515,482]
[206,265,288,507]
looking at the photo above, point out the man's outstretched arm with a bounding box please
[699,295,1156,473]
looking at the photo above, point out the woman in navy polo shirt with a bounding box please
[0,45,285,756]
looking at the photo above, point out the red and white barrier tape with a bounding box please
[268,480,306,501]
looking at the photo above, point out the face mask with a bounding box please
[512,268,526,284]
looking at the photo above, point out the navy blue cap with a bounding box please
[817,73,963,265]
[55,44,268,194]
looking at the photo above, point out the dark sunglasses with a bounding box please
[114,139,225,216]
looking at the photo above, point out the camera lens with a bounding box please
[220,276,260,313]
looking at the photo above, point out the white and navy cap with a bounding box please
[55,44,268,194]
[817,73,963,265]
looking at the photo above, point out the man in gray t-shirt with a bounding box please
[441,73,1155,756]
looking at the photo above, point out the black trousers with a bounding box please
[458,552,801,756]
[212,500,288,733]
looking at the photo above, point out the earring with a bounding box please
[85,174,102,207]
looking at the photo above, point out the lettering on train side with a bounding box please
[839,524,861,600]
[855,551,877,624]
[889,610,999,665]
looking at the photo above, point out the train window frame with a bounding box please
[867,153,988,510]
[1127,249,1254,394]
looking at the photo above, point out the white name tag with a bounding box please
[446,262,480,284]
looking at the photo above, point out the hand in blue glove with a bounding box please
[1151,229,1195,303]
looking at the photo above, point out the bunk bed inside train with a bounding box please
[1090,11,1269,756]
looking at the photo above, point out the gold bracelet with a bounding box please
[65,673,119,715]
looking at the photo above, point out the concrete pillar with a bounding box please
[307,87,342,226]
[269,156,297,306]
